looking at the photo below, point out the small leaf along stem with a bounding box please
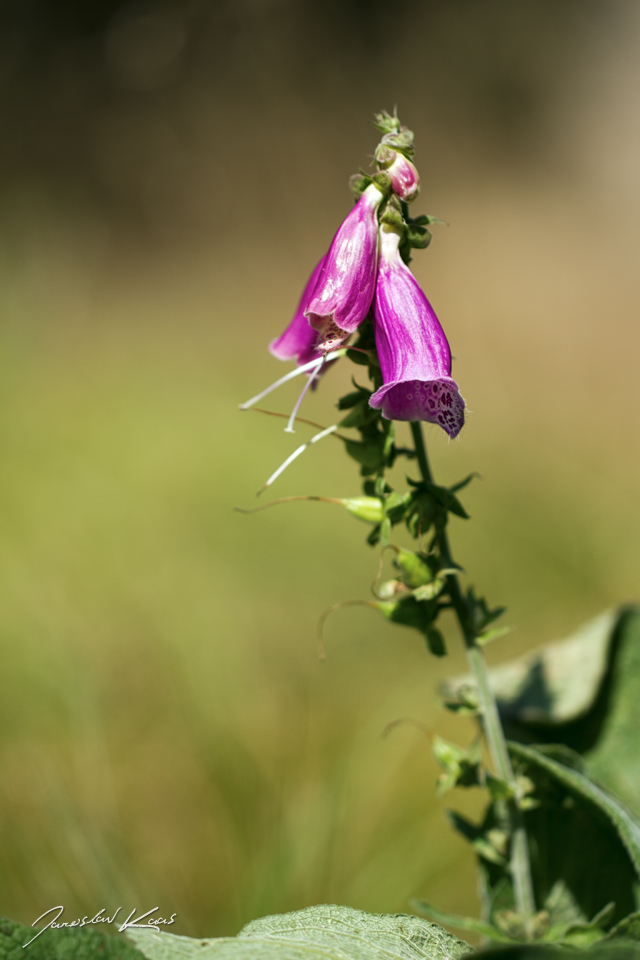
[409,421,536,924]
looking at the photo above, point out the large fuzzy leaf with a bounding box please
[509,743,640,877]
[127,905,471,960]
[442,607,640,755]
[470,944,640,960]
[508,743,640,924]
[0,916,144,959]
[448,742,640,931]
[585,611,640,814]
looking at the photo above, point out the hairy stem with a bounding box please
[410,421,536,923]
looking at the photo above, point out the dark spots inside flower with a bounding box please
[317,317,348,351]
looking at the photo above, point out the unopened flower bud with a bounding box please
[341,497,384,524]
[387,151,420,203]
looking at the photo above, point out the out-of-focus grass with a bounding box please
[1,146,640,936]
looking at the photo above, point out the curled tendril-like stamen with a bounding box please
[235,495,347,514]
[257,424,339,496]
[371,543,402,599]
[316,600,378,661]
[382,717,433,740]
[246,407,328,431]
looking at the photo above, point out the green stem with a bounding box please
[410,421,536,923]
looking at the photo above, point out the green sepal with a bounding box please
[406,477,470,519]
[384,491,412,522]
[372,595,441,648]
[476,625,511,647]
[467,587,506,637]
[379,195,405,230]
[372,109,400,134]
[349,170,373,197]
[379,515,392,547]
[371,171,392,194]
[432,736,482,794]
[393,548,434,588]
[380,129,415,157]
[443,685,480,716]
[485,772,514,801]
[411,213,449,227]
[404,222,432,250]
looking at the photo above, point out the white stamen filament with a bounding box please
[239,349,346,411]
[257,424,338,495]
[285,358,324,433]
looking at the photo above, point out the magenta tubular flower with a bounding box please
[387,152,420,203]
[369,227,465,438]
[305,183,384,351]
[270,256,325,367]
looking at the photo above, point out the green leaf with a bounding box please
[449,739,640,931]
[443,606,640,762]
[411,901,510,942]
[467,943,640,960]
[127,904,471,960]
[508,741,640,925]
[0,916,145,959]
[345,347,371,366]
[343,438,386,472]
[509,742,640,877]
[475,626,511,647]
[339,401,377,429]
[606,911,640,941]
[407,480,469,519]
[425,626,447,657]
[337,388,369,410]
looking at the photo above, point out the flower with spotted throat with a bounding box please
[369,225,465,438]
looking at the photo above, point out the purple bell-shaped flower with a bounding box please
[305,184,384,351]
[369,226,465,438]
[270,256,325,368]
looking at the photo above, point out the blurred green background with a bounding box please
[1,0,640,938]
